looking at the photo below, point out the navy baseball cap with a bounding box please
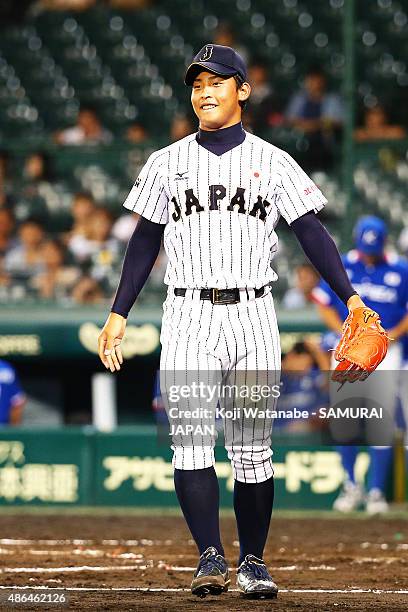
[184,44,247,86]
[354,216,387,255]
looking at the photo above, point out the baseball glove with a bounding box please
[332,306,389,384]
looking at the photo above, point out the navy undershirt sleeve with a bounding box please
[111,217,165,318]
[290,211,357,305]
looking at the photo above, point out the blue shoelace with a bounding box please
[199,554,226,574]
[245,561,271,581]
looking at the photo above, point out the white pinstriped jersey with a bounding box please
[123,131,327,289]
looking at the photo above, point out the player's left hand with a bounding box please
[98,312,126,372]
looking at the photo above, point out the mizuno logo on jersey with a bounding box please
[170,184,271,223]
[174,171,189,181]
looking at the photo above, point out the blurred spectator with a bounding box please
[275,340,330,433]
[112,212,139,244]
[71,275,104,304]
[4,219,45,277]
[284,338,331,372]
[38,0,96,10]
[14,152,54,222]
[68,207,117,262]
[170,114,195,142]
[354,105,406,142]
[0,208,17,256]
[86,209,120,290]
[64,192,96,244]
[282,263,320,309]
[17,151,54,199]
[126,122,150,144]
[0,151,12,191]
[285,67,343,171]
[0,151,13,209]
[213,22,249,64]
[244,60,282,133]
[0,360,26,426]
[87,208,115,245]
[54,107,112,146]
[23,151,54,184]
[68,208,120,293]
[31,239,80,300]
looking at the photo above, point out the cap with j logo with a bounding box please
[184,44,247,86]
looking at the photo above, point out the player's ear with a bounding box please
[238,82,251,103]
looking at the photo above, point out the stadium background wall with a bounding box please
[1,427,397,509]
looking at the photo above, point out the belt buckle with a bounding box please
[211,288,238,305]
[211,288,220,304]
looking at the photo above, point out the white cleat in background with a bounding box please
[365,488,389,515]
[333,481,365,513]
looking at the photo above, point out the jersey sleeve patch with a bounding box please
[275,152,327,224]
[123,152,169,224]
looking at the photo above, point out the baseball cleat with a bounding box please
[333,480,365,513]
[190,546,230,598]
[365,488,389,515]
[236,554,278,599]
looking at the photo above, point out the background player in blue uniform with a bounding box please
[313,216,408,513]
[0,359,26,425]
[275,341,330,432]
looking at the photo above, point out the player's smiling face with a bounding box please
[191,71,250,131]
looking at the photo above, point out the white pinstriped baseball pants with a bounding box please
[159,286,281,483]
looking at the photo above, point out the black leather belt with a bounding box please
[174,286,266,305]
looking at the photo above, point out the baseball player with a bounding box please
[98,44,379,599]
[313,216,408,514]
[0,359,26,425]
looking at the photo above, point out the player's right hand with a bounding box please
[98,312,126,372]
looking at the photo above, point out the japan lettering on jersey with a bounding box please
[312,250,408,330]
[123,132,327,289]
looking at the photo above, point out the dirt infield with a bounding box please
[0,512,407,611]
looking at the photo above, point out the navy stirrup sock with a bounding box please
[174,466,224,557]
[234,477,275,565]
